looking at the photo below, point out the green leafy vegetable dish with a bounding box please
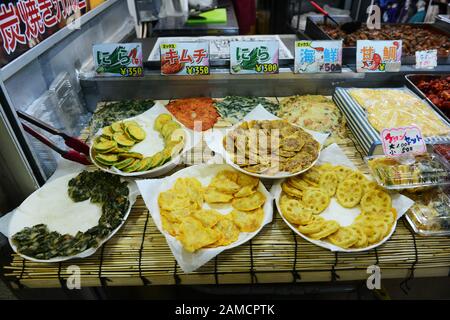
[11,171,130,260]
[214,96,279,125]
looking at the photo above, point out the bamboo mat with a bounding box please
[3,101,450,289]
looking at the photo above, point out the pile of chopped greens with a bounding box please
[214,96,279,124]
[12,171,130,260]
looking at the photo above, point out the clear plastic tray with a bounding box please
[365,153,450,190]
[404,187,450,236]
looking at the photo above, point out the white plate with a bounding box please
[271,144,415,252]
[137,163,274,273]
[90,102,198,178]
[0,171,138,262]
[205,105,328,180]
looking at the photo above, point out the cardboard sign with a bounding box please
[294,40,342,73]
[230,40,279,74]
[160,42,209,75]
[356,40,402,72]
[415,49,437,69]
[93,43,143,77]
[381,126,426,157]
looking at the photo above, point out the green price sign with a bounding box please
[93,43,143,77]
[230,41,279,74]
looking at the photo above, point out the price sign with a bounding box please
[93,43,143,77]
[381,126,426,157]
[294,40,342,73]
[230,41,279,74]
[356,40,402,72]
[415,50,437,69]
[160,42,209,76]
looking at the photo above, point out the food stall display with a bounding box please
[2,23,450,292]
[333,87,450,155]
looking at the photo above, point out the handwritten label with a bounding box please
[160,42,209,75]
[294,40,342,73]
[415,49,437,69]
[230,41,279,74]
[93,43,143,77]
[356,40,402,73]
[381,126,426,156]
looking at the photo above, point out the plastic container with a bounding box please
[404,187,450,236]
[365,153,450,190]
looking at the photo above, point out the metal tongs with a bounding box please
[17,110,91,165]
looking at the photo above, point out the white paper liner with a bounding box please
[204,105,329,179]
[136,162,274,273]
[270,143,415,252]
[0,170,139,262]
[90,101,201,177]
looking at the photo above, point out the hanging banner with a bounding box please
[0,0,91,68]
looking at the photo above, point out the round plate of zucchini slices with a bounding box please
[4,170,138,262]
[90,105,188,177]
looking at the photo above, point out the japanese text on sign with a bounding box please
[381,126,426,157]
[160,41,209,76]
[356,40,402,72]
[0,0,87,58]
[294,40,342,73]
[93,43,143,77]
[415,50,437,69]
[230,40,279,74]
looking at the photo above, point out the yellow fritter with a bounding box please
[308,220,340,240]
[280,197,313,225]
[333,165,354,182]
[336,178,363,208]
[319,171,338,197]
[161,215,180,236]
[350,225,368,248]
[297,216,325,234]
[231,207,264,233]
[360,189,392,215]
[302,189,330,214]
[177,217,220,252]
[234,185,256,198]
[231,191,266,211]
[327,226,358,248]
[236,172,259,188]
[281,181,303,198]
[191,209,224,228]
[204,187,234,204]
[212,216,240,246]
[158,190,192,211]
